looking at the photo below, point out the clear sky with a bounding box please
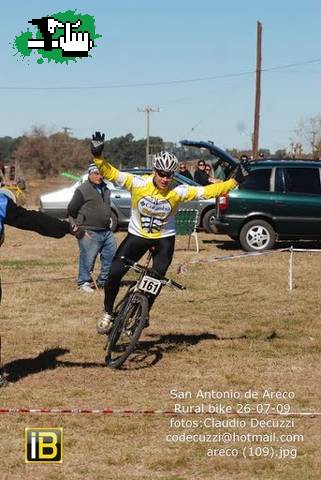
[1,0,321,152]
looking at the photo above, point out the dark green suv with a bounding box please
[215,160,321,251]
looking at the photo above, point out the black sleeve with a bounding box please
[194,170,208,186]
[193,171,200,183]
[67,189,84,219]
[4,199,70,238]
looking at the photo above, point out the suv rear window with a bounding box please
[276,168,321,194]
[239,168,271,191]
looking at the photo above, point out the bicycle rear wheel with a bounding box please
[105,292,149,369]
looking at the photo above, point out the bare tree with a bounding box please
[13,127,89,178]
[294,115,321,159]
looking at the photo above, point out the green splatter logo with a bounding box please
[12,10,101,64]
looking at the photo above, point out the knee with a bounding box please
[109,256,127,279]
[153,261,171,277]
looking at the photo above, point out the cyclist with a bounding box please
[90,132,249,334]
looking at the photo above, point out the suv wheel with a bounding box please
[239,219,275,252]
[110,211,118,232]
[202,208,217,233]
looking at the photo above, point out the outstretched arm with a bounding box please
[3,199,84,239]
[175,178,237,202]
[5,199,70,238]
[176,159,250,202]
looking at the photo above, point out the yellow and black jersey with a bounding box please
[94,157,237,239]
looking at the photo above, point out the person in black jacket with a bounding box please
[178,162,193,180]
[193,159,211,186]
[67,163,117,292]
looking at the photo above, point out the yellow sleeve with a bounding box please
[93,156,134,190]
[177,178,238,202]
[202,178,238,199]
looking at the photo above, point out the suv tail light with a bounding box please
[218,194,229,212]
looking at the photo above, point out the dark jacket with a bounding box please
[67,180,111,231]
[193,169,210,186]
[0,193,71,304]
[1,194,69,239]
[179,170,193,181]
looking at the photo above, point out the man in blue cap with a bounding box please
[67,163,117,293]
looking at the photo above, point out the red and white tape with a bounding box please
[0,407,320,416]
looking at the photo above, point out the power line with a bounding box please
[1,58,321,91]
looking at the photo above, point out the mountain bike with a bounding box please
[105,250,185,369]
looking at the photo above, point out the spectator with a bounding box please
[204,163,224,184]
[193,159,210,186]
[205,163,218,184]
[205,164,212,176]
[67,163,117,293]
[240,154,249,162]
[212,160,227,181]
[258,152,265,159]
[178,161,193,180]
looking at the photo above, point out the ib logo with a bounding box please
[13,10,101,64]
[25,428,63,463]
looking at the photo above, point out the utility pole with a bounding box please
[252,21,262,160]
[62,126,72,136]
[137,106,160,167]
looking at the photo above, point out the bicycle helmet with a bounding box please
[153,151,178,173]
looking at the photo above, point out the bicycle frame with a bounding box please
[105,250,185,368]
[113,249,154,314]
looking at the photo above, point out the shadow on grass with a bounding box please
[120,331,249,370]
[2,330,278,380]
[2,347,105,383]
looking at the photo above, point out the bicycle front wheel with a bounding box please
[105,292,149,369]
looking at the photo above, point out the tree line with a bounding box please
[1,117,321,179]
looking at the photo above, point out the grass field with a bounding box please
[0,220,321,479]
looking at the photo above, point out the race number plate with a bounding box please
[138,275,162,295]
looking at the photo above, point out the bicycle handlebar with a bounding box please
[167,278,186,290]
[120,256,186,290]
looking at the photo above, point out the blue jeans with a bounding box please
[77,230,117,287]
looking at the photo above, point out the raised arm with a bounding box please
[91,131,136,191]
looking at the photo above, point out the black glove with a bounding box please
[69,224,85,239]
[91,131,105,157]
[232,159,250,184]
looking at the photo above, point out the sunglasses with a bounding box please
[155,169,174,178]
[198,163,205,167]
